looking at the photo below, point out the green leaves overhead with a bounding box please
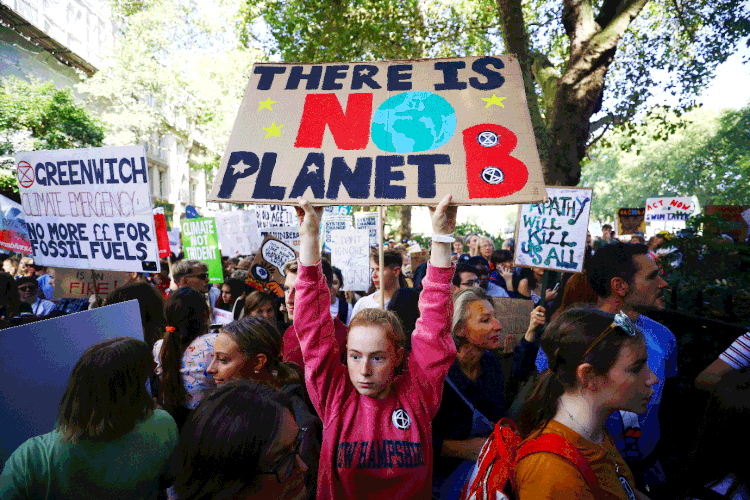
[0,77,104,168]
[240,0,500,62]
[78,0,258,155]
[582,104,750,222]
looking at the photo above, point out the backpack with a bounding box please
[461,418,597,500]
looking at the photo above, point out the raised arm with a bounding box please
[408,195,458,415]
[293,198,350,421]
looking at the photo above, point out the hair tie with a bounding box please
[166,326,176,333]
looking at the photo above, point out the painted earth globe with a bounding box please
[371,91,456,153]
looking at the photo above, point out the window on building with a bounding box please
[158,169,167,198]
[189,180,198,205]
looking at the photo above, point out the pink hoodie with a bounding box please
[294,261,456,500]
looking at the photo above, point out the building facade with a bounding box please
[0,0,217,230]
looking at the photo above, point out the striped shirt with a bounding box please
[719,332,750,370]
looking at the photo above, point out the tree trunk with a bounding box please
[496,0,553,178]
[398,205,412,242]
[497,0,650,186]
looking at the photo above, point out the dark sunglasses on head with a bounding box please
[580,311,639,361]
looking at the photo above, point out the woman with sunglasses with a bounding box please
[171,380,308,500]
[467,307,657,500]
[206,316,321,498]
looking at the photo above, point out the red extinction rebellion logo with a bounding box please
[17,161,34,188]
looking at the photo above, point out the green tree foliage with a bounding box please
[656,215,750,322]
[239,0,498,62]
[455,222,494,241]
[581,104,750,222]
[0,76,105,175]
[78,0,258,163]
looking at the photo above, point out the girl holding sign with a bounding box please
[292,195,457,500]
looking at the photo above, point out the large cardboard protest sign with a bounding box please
[492,298,534,351]
[493,297,534,336]
[53,267,131,298]
[208,56,547,206]
[181,217,223,283]
[330,229,370,291]
[645,196,699,223]
[246,235,298,298]
[513,187,592,273]
[704,205,750,241]
[0,300,142,464]
[354,211,380,247]
[0,194,32,254]
[215,209,261,257]
[617,208,646,235]
[15,146,160,272]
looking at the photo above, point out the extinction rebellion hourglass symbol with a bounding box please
[17,161,35,188]
[463,124,528,199]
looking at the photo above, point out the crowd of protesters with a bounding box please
[1,203,748,500]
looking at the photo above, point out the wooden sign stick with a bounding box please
[379,206,385,309]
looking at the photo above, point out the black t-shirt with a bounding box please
[432,351,506,478]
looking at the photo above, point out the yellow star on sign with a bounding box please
[482,94,507,108]
[263,122,283,139]
[258,98,276,111]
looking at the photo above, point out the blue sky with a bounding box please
[699,41,750,110]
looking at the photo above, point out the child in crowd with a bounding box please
[292,195,457,499]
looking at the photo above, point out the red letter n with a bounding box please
[295,93,373,150]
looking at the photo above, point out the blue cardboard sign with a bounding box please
[0,300,143,464]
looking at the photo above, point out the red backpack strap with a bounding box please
[461,419,522,500]
[515,433,597,490]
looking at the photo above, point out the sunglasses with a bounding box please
[18,285,38,291]
[580,311,639,361]
[186,273,209,280]
[260,427,308,483]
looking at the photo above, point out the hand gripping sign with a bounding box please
[209,56,546,206]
